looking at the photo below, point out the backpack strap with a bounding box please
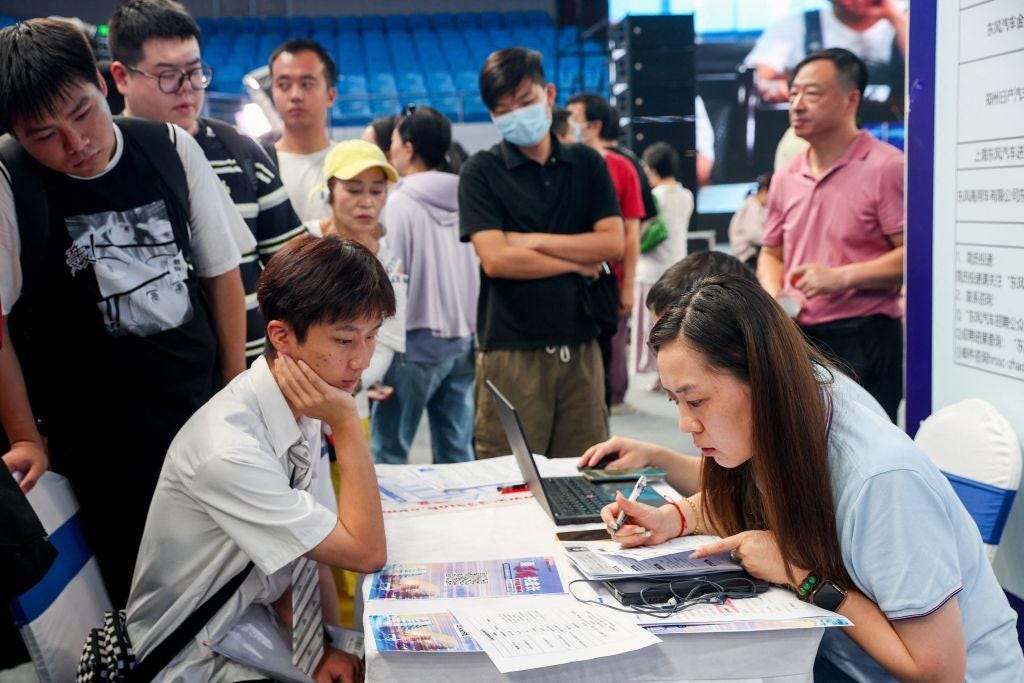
[803,9,823,55]
[114,117,190,223]
[260,138,280,170]
[128,561,255,682]
[203,117,265,197]
[0,134,50,298]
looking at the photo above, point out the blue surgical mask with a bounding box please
[571,121,583,142]
[492,101,551,148]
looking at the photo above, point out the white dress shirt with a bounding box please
[126,355,338,682]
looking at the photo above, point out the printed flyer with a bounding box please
[369,613,481,652]
[369,556,564,600]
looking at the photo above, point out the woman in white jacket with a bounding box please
[370,106,480,464]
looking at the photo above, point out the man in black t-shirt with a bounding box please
[0,19,251,605]
[459,47,624,459]
[109,0,305,365]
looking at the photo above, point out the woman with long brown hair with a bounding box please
[598,275,1023,682]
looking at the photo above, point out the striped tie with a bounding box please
[288,438,324,675]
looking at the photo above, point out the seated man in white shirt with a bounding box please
[127,234,394,682]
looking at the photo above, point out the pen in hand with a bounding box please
[611,475,648,533]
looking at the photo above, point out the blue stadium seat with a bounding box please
[427,72,456,94]
[454,70,477,93]
[369,72,398,95]
[196,18,216,37]
[454,13,478,29]
[262,16,286,32]
[398,72,427,97]
[312,16,335,35]
[288,16,312,37]
[333,99,372,126]
[239,17,261,34]
[463,97,490,122]
[526,10,552,26]
[338,74,368,95]
[338,17,359,33]
[215,17,240,34]
[370,98,401,117]
[361,15,385,32]
[384,14,408,32]
[505,12,527,27]
[432,96,460,120]
[431,13,455,29]
[408,14,431,29]
[479,12,503,28]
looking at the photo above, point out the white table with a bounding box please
[361,459,824,682]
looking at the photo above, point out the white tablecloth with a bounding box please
[361,458,823,682]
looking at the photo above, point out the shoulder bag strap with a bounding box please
[129,561,254,682]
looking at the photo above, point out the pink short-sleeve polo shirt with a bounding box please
[762,131,904,326]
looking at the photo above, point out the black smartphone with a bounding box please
[555,528,610,542]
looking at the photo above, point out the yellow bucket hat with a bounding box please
[318,138,398,190]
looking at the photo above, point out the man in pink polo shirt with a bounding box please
[758,48,904,421]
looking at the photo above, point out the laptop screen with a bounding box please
[484,380,555,519]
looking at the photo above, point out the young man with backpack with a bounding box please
[109,0,305,365]
[0,18,253,606]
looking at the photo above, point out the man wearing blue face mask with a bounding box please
[459,47,626,460]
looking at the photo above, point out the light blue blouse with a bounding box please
[819,371,1024,681]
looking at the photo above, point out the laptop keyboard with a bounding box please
[545,477,612,519]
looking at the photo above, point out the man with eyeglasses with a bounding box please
[109,0,305,366]
[0,17,254,606]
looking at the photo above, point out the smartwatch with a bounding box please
[810,580,848,612]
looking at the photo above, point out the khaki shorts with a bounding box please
[474,340,609,459]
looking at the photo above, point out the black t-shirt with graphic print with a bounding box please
[13,121,219,454]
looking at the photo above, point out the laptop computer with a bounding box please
[485,380,665,525]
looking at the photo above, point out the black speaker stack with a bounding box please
[609,15,697,192]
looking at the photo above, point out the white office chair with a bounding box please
[914,398,1022,563]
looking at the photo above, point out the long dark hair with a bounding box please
[649,275,852,589]
[396,105,460,173]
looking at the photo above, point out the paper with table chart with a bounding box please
[368,556,564,600]
[561,536,741,580]
[447,600,661,673]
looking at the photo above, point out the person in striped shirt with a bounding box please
[109,0,305,364]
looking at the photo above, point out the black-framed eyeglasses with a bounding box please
[126,63,214,94]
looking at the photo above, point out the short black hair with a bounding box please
[396,105,453,171]
[791,47,868,97]
[755,171,773,193]
[551,106,570,138]
[642,142,679,179]
[108,0,200,67]
[646,252,757,317]
[566,92,618,140]
[367,115,397,154]
[258,235,396,347]
[0,19,101,134]
[268,38,338,86]
[478,47,546,111]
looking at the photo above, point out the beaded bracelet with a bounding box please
[797,572,821,600]
[669,500,687,537]
[683,496,701,535]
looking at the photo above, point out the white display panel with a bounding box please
[931,0,1024,596]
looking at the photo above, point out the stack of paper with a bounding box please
[560,535,741,580]
[375,456,530,516]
